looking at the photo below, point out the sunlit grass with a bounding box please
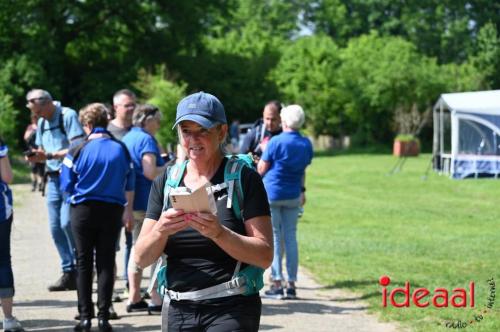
[300,154,499,332]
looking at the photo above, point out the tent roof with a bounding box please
[434,90,500,115]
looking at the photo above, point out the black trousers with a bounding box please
[71,200,123,320]
[168,295,261,332]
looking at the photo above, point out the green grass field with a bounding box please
[300,153,499,332]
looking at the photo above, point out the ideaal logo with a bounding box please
[379,275,475,308]
[379,275,496,329]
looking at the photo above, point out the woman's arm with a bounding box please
[142,153,168,180]
[0,155,13,184]
[257,159,270,176]
[189,214,273,269]
[134,209,188,268]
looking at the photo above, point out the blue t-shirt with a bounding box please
[60,128,135,206]
[36,105,84,172]
[123,127,165,211]
[261,131,313,201]
[0,180,13,222]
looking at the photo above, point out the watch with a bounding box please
[46,152,54,160]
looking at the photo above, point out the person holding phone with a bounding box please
[25,89,84,292]
[134,92,273,331]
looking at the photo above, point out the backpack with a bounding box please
[41,108,67,137]
[152,154,264,298]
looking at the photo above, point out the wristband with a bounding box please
[46,152,54,160]
[0,144,8,158]
[301,187,306,193]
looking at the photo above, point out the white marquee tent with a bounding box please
[433,90,500,179]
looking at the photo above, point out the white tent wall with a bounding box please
[433,90,500,179]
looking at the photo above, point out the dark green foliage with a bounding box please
[0,0,499,149]
[271,35,342,136]
[134,66,187,146]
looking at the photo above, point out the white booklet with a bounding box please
[169,183,217,215]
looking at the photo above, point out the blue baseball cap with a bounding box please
[173,92,227,129]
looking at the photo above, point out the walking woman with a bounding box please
[257,105,313,299]
[60,103,135,332]
[0,139,24,332]
[134,92,273,331]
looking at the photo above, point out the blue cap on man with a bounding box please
[173,92,227,129]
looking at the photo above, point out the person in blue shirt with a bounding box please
[60,103,135,332]
[122,104,167,313]
[25,89,85,292]
[258,104,313,300]
[0,139,24,332]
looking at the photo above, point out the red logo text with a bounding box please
[380,275,475,308]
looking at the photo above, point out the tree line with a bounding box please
[1,0,500,148]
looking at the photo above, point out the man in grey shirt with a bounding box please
[107,89,136,139]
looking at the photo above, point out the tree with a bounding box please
[271,35,342,136]
[471,22,500,89]
[0,0,227,148]
[172,0,302,122]
[337,32,448,144]
[303,0,500,64]
[134,66,187,147]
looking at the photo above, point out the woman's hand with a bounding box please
[187,212,224,240]
[152,208,189,237]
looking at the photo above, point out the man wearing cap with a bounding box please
[134,92,273,331]
[25,89,84,291]
[239,100,283,160]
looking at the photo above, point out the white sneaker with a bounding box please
[3,316,24,332]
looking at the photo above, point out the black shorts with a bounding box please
[168,295,261,332]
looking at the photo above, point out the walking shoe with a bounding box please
[112,290,122,302]
[126,299,149,312]
[264,286,285,299]
[98,319,113,332]
[108,304,119,320]
[73,319,91,332]
[3,316,24,332]
[148,304,162,314]
[285,287,297,299]
[31,181,37,192]
[48,271,77,291]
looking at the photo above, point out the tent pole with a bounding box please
[439,102,444,174]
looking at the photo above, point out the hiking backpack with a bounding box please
[153,154,264,298]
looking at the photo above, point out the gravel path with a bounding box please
[5,184,403,332]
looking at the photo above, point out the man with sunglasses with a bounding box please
[25,89,84,292]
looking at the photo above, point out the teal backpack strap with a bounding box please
[162,160,188,211]
[224,156,246,221]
